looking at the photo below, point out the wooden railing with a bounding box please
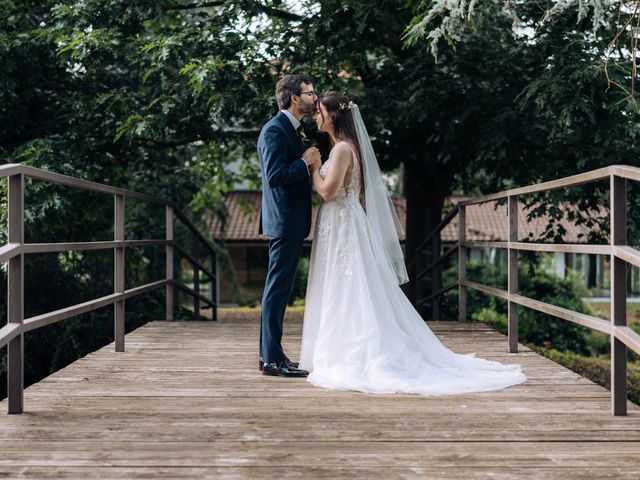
[0,163,217,414]
[417,165,640,416]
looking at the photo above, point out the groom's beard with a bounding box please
[299,102,316,115]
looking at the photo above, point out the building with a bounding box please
[207,191,632,305]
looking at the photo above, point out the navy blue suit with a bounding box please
[257,111,312,363]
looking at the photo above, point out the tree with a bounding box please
[3,0,640,323]
[404,0,640,107]
[399,2,640,318]
[1,0,277,201]
[274,1,539,307]
[0,0,287,398]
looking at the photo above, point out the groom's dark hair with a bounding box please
[275,74,314,110]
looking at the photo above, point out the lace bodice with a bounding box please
[319,142,361,202]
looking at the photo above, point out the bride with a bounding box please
[299,91,526,395]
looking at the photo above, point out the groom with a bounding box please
[257,74,320,377]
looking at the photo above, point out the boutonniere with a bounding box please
[299,129,308,141]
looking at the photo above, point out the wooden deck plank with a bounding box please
[1,311,639,479]
[1,466,639,480]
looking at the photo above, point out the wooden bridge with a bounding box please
[1,310,639,479]
[2,163,640,478]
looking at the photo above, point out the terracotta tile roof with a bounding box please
[204,191,263,242]
[441,198,605,243]
[206,191,603,244]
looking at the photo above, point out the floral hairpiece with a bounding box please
[339,101,356,111]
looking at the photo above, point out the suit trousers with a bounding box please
[260,237,303,363]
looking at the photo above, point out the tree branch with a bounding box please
[166,1,225,11]
[248,1,305,22]
[218,128,261,139]
[166,1,305,22]
[134,128,261,150]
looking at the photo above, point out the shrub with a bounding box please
[539,348,640,405]
[442,260,593,354]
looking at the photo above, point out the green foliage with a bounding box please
[0,0,277,203]
[0,0,281,399]
[289,257,310,305]
[3,0,640,402]
[443,260,593,353]
[289,2,638,305]
[540,348,640,406]
[400,0,640,258]
[5,0,639,275]
[0,254,165,401]
[404,0,640,109]
[519,266,593,354]
[443,258,640,403]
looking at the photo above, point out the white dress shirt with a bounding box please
[281,109,301,131]
[280,109,309,175]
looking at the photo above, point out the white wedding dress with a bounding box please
[299,143,526,395]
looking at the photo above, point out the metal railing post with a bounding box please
[610,175,627,416]
[458,205,467,322]
[415,244,428,318]
[508,195,518,353]
[7,173,24,414]
[432,233,441,321]
[114,194,125,352]
[166,205,174,321]
[192,234,200,319]
[0,164,223,414]
[211,252,217,321]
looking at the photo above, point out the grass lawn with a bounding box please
[585,301,640,332]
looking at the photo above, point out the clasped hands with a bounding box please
[302,147,321,171]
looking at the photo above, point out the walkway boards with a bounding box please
[1,310,640,479]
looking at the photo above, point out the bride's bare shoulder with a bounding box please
[331,141,354,159]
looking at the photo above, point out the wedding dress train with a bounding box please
[299,144,526,395]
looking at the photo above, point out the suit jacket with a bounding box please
[257,111,312,240]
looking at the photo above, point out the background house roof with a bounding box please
[442,199,604,243]
[206,191,603,244]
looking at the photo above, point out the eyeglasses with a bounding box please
[299,91,317,98]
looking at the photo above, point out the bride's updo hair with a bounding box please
[317,91,362,162]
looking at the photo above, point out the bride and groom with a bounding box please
[257,74,526,395]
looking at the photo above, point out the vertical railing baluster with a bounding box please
[211,251,217,321]
[458,205,467,322]
[508,195,518,353]
[166,205,174,321]
[114,194,125,352]
[432,233,441,321]
[193,234,200,319]
[7,173,24,414]
[611,175,627,416]
[415,243,427,318]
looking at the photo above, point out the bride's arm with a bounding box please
[312,143,351,201]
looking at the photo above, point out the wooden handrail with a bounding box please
[21,239,169,254]
[416,164,640,416]
[416,280,459,306]
[458,166,613,206]
[0,164,218,414]
[174,280,217,309]
[461,241,612,255]
[0,324,21,350]
[0,243,21,263]
[173,243,216,282]
[417,244,458,280]
[174,207,217,258]
[0,163,165,204]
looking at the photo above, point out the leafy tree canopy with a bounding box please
[2,0,640,303]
